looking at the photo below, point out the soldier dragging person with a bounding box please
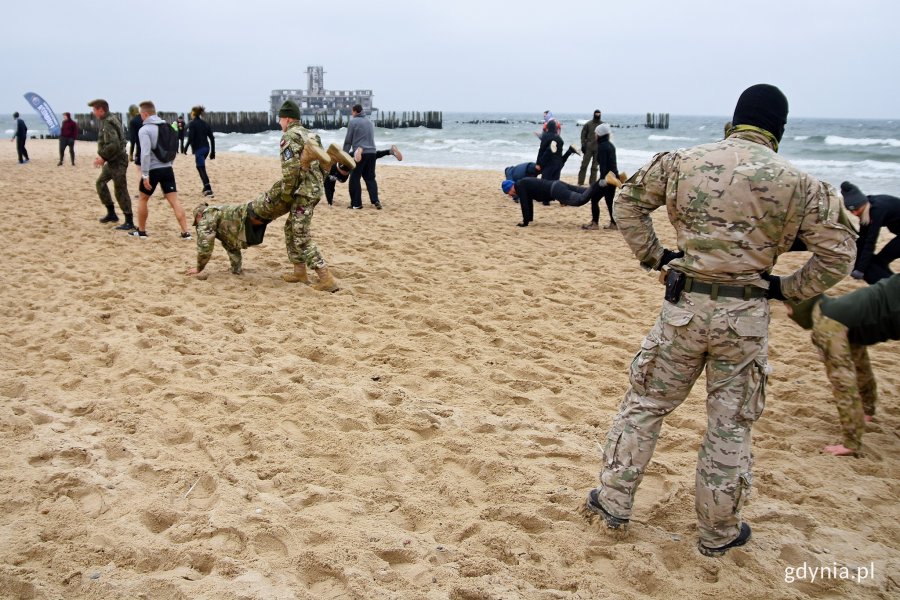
[187,132,355,290]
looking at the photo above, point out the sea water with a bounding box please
[4,112,899,194]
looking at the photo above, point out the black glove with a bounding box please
[761,273,785,300]
[209,152,215,160]
[656,249,684,271]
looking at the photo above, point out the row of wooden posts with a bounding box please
[68,110,443,141]
[645,113,670,129]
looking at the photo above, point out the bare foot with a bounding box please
[864,415,874,423]
[823,444,856,456]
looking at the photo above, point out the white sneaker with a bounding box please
[570,144,583,156]
[390,145,403,161]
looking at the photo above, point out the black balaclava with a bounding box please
[732,84,789,142]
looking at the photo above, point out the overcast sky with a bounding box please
[3,0,897,119]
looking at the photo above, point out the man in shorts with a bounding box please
[129,100,191,239]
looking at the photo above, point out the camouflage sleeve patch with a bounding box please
[282,148,293,161]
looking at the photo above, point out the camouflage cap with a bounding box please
[192,202,209,223]
[88,99,109,111]
[278,100,301,120]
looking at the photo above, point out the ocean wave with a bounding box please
[824,135,900,147]
[227,143,266,154]
[648,135,695,141]
[792,158,900,172]
[793,135,810,141]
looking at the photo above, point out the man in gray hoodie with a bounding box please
[130,101,191,239]
[342,104,381,209]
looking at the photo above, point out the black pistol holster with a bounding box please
[664,270,686,304]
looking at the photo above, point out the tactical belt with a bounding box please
[683,276,766,300]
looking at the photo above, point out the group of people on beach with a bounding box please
[86,98,402,292]
[500,109,625,229]
[24,85,897,559]
[503,86,898,557]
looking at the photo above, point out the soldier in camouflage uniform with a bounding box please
[186,200,272,279]
[187,143,356,280]
[583,84,857,557]
[785,274,899,456]
[89,99,135,230]
[276,100,339,292]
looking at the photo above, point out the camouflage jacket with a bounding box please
[195,203,249,270]
[614,128,857,301]
[97,113,127,163]
[279,121,325,205]
[250,180,292,221]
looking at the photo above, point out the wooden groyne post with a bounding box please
[645,113,669,129]
[374,110,442,130]
[72,108,443,139]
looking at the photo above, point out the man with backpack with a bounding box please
[130,100,191,240]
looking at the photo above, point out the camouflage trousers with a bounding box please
[594,292,769,548]
[810,304,876,452]
[96,158,132,215]
[578,149,598,185]
[286,194,325,270]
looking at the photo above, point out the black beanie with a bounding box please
[732,84,789,142]
[840,181,868,211]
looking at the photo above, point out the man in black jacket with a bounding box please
[841,181,900,284]
[184,105,216,198]
[502,174,619,227]
[11,112,29,164]
[535,120,580,181]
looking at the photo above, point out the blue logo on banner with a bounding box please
[23,92,61,136]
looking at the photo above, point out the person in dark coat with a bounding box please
[501,175,617,227]
[840,181,900,284]
[58,112,78,166]
[582,123,619,230]
[127,104,143,166]
[184,105,217,198]
[176,114,186,154]
[535,120,580,181]
[11,112,29,164]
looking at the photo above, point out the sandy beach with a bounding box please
[0,139,896,599]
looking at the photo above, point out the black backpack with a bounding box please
[152,123,179,163]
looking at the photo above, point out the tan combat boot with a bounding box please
[300,142,332,171]
[281,263,310,284]
[605,171,623,189]
[313,267,340,292]
[326,143,356,171]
